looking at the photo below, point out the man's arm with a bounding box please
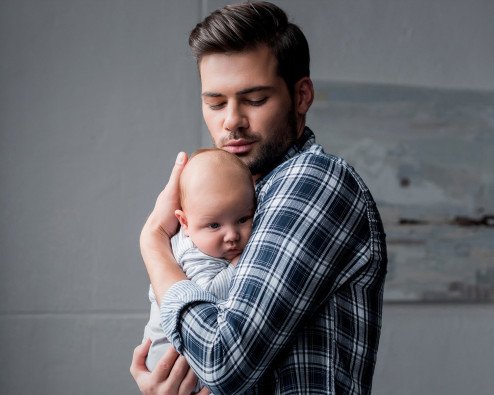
[140,152,188,303]
[160,153,379,394]
[132,152,203,394]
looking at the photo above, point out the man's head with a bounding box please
[190,2,314,179]
[189,1,310,98]
[175,148,256,260]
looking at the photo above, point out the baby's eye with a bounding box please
[238,216,252,224]
[208,223,220,229]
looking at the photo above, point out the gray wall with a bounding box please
[1,1,492,394]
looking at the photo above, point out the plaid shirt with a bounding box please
[161,128,387,394]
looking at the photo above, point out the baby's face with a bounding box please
[182,180,255,260]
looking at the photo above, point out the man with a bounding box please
[131,2,387,394]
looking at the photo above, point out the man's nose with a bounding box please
[224,103,248,132]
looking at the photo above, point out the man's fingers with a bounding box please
[146,151,188,240]
[130,338,151,379]
[165,354,191,394]
[130,342,193,394]
[167,151,188,188]
[195,386,211,395]
[151,345,181,382]
[178,367,199,395]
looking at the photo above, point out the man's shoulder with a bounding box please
[276,142,361,183]
[260,141,375,207]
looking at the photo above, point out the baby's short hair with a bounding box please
[179,148,255,208]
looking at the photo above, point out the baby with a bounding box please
[142,148,256,370]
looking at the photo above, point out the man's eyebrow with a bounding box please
[237,85,273,95]
[202,85,273,97]
[202,92,223,98]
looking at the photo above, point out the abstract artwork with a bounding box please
[310,81,494,303]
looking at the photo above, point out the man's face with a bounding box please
[199,45,299,178]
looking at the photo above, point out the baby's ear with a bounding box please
[175,209,188,232]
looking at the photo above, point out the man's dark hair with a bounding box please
[189,1,310,96]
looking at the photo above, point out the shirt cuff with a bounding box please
[160,279,217,353]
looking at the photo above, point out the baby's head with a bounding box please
[175,148,256,260]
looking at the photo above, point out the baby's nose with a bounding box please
[224,227,240,242]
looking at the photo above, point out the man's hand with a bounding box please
[141,152,187,243]
[140,152,189,303]
[130,339,210,395]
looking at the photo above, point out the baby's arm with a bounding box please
[200,264,235,300]
[181,249,235,301]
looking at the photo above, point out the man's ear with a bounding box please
[294,77,314,116]
[175,209,189,234]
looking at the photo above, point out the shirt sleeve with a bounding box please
[160,152,374,394]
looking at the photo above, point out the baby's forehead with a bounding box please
[186,151,220,170]
[180,151,254,205]
[181,153,220,186]
[182,150,249,182]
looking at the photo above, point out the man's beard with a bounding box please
[216,107,299,176]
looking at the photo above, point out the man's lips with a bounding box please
[222,139,254,154]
